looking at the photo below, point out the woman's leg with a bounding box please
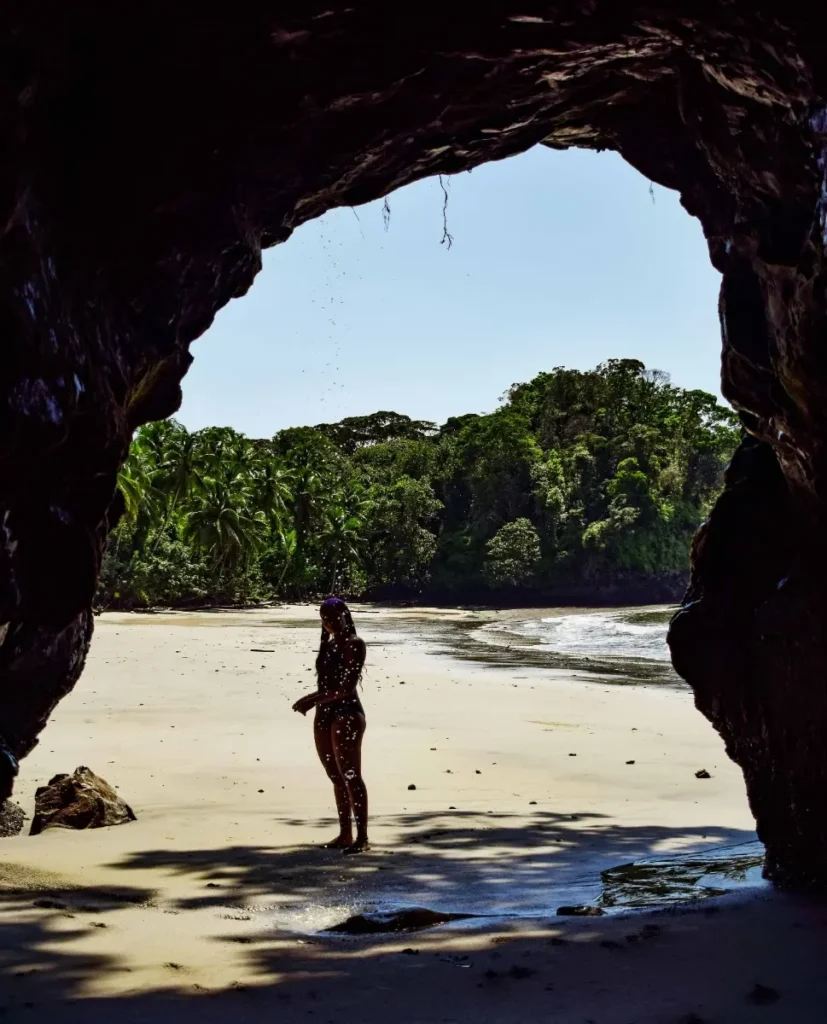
[313,713,353,846]
[331,712,368,853]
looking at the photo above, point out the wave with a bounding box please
[482,609,672,662]
[458,606,680,684]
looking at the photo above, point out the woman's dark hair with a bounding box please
[316,597,359,678]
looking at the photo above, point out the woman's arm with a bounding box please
[292,692,320,715]
[315,637,365,705]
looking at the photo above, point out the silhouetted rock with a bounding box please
[30,767,135,835]
[747,983,780,1006]
[0,800,24,837]
[0,744,19,804]
[556,905,604,917]
[327,907,472,934]
[508,965,535,979]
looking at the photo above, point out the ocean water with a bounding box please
[453,606,682,685]
[263,603,682,685]
[481,607,672,661]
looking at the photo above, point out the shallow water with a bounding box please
[599,841,765,910]
[260,839,767,937]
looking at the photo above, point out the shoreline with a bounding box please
[2,606,824,1021]
[96,578,688,615]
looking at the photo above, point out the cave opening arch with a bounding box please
[1,3,825,889]
[183,145,722,437]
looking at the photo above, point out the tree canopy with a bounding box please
[99,360,740,608]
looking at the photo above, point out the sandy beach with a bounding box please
[1,605,825,1022]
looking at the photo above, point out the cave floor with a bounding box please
[1,607,823,1021]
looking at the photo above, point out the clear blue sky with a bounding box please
[179,146,724,437]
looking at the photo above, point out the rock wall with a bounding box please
[1,3,825,884]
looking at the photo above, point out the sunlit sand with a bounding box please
[1,607,823,1021]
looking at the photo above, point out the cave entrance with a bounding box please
[2,8,822,890]
[180,146,722,436]
[82,144,755,907]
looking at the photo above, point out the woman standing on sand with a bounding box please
[292,597,369,854]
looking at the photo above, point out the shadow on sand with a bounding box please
[106,810,758,920]
[0,812,786,1021]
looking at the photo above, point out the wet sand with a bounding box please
[0,605,825,1022]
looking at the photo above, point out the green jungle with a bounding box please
[100,359,740,609]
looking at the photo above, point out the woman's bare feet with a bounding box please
[322,834,353,849]
[343,838,370,856]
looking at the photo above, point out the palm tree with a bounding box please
[320,512,364,592]
[113,430,163,556]
[195,427,251,485]
[183,479,268,577]
[254,461,294,534]
[319,487,368,591]
[277,464,325,590]
[149,426,209,552]
[117,452,153,525]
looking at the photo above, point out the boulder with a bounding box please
[30,766,135,835]
[0,800,25,837]
[328,908,473,934]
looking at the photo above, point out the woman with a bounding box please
[292,597,369,854]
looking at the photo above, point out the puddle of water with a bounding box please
[598,841,766,911]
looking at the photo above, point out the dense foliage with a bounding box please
[98,360,740,607]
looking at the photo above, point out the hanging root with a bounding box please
[439,175,454,249]
[350,206,365,238]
